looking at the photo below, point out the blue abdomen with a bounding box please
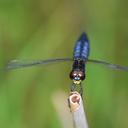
[73,32,90,60]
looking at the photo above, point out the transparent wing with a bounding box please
[4,58,73,70]
[87,59,128,71]
[1,58,128,72]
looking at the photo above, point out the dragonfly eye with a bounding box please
[78,71,85,80]
[69,71,85,81]
[70,71,75,79]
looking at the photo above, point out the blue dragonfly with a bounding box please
[3,32,128,95]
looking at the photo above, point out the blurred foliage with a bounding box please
[0,0,128,128]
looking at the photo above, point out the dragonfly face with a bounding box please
[70,70,85,85]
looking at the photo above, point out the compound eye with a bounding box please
[69,71,77,80]
[78,72,85,80]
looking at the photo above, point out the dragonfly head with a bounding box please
[70,70,85,85]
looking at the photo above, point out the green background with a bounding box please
[0,0,128,128]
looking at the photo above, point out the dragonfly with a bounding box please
[3,32,128,96]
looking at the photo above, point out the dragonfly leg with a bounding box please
[70,83,76,92]
[79,83,83,98]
